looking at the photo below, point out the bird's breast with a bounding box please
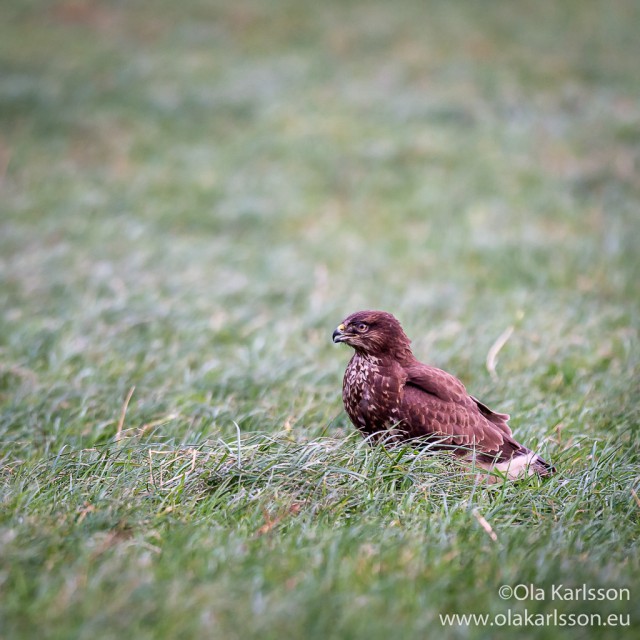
[342,355,403,434]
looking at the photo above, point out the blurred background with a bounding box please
[2,2,640,638]
[1,0,639,446]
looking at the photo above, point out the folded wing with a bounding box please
[401,363,521,461]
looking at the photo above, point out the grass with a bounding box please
[1,0,639,638]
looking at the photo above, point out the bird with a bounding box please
[332,310,555,480]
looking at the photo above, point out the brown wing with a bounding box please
[404,363,469,403]
[401,363,520,460]
[470,395,511,437]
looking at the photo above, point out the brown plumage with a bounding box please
[332,310,555,480]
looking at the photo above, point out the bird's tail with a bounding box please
[492,448,555,480]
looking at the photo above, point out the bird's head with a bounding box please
[332,310,412,359]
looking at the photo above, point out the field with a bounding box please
[1,1,639,638]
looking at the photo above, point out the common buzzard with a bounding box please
[333,310,555,480]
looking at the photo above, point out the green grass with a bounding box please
[1,0,639,638]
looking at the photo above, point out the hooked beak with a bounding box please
[332,323,347,343]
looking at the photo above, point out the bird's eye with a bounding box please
[356,322,368,332]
